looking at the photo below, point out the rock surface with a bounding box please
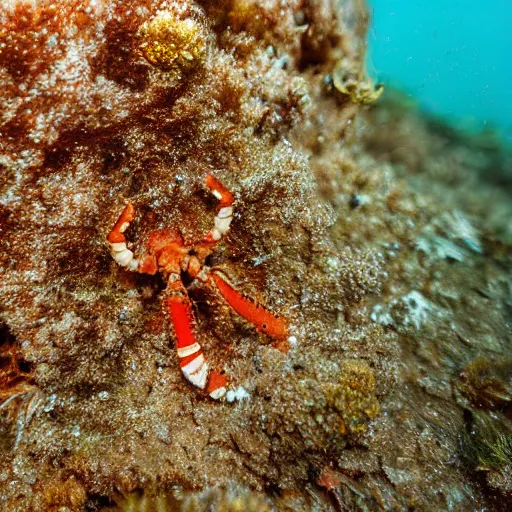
[0,1,511,511]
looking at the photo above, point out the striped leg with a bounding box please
[208,269,289,341]
[200,175,235,244]
[107,202,139,271]
[207,371,228,400]
[165,278,227,399]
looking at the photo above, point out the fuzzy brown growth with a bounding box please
[458,356,512,412]
[2,0,510,510]
[0,324,34,401]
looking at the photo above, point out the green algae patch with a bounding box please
[461,410,512,489]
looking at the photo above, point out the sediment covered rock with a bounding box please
[1,1,511,510]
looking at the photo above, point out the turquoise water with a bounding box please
[367,0,512,139]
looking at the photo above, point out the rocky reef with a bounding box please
[1,1,511,510]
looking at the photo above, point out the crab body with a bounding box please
[139,230,189,276]
[107,175,289,399]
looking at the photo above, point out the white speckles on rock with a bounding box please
[43,394,58,413]
[440,210,483,254]
[156,425,171,445]
[226,386,250,403]
[287,335,298,347]
[370,303,395,326]
[416,233,467,262]
[401,290,432,330]
[98,391,109,401]
[371,290,436,332]
[416,210,483,263]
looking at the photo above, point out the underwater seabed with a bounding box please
[359,89,512,509]
[0,1,511,511]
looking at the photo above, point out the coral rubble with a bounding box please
[0,0,511,511]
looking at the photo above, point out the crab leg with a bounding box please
[165,277,227,399]
[208,269,289,340]
[107,202,139,271]
[201,174,235,244]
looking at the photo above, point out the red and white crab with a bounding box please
[107,175,290,399]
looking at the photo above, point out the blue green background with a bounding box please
[367,0,511,139]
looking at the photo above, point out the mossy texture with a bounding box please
[0,1,511,511]
[458,356,512,411]
[139,12,205,74]
[460,411,512,497]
